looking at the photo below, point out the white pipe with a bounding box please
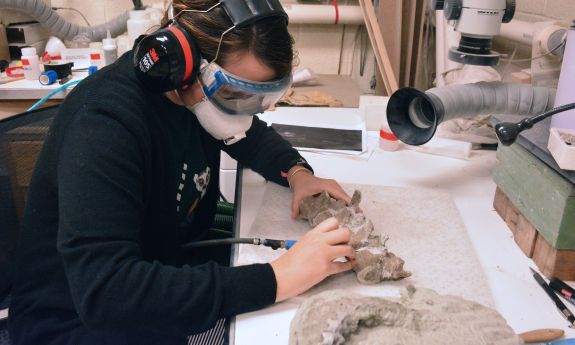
[435,11,446,87]
[500,19,537,45]
[283,4,363,25]
[500,20,566,56]
[435,10,461,87]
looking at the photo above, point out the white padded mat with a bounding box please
[236,182,494,308]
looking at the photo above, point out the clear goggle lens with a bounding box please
[198,62,292,115]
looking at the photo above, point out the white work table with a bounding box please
[230,106,575,344]
[0,72,85,100]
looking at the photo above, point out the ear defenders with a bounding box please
[133,0,289,93]
[133,21,202,93]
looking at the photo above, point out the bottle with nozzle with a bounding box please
[102,30,118,66]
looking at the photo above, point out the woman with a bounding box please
[8,1,355,344]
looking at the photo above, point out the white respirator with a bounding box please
[187,99,253,145]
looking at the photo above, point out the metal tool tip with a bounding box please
[529,267,537,274]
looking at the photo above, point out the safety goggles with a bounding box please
[198,61,292,115]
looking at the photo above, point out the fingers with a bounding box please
[325,180,352,205]
[311,217,340,233]
[328,259,356,275]
[291,197,300,219]
[328,244,356,260]
[289,176,351,220]
[322,227,352,245]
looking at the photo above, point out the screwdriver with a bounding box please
[182,238,296,250]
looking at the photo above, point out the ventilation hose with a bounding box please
[428,82,557,120]
[0,0,131,41]
[387,82,557,145]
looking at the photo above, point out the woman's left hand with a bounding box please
[289,169,351,219]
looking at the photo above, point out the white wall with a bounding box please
[515,0,575,22]
[3,1,572,93]
[0,0,375,93]
[490,0,574,83]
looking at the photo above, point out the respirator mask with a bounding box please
[187,60,292,145]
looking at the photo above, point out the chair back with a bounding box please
[0,105,59,299]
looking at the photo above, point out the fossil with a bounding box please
[289,286,521,345]
[299,190,410,284]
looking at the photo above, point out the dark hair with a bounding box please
[163,0,295,79]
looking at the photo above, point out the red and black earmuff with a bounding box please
[133,20,202,93]
[133,0,288,93]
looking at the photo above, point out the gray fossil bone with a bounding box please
[299,190,411,284]
[289,286,521,345]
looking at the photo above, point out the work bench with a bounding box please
[1,78,574,343]
[0,72,86,120]
[229,106,575,344]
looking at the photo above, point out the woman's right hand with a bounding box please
[270,217,356,302]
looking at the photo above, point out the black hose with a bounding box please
[182,238,255,249]
[495,102,575,146]
[181,238,288,250]
[531,102,575,125]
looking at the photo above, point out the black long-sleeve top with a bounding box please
[8,51,309,345]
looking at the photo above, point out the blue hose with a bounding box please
[27,80,81,111]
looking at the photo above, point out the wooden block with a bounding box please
[504,198,520,234]
[533,234,575,281]
[494,145,575,249]
[494,187,570,275]
[493,187,509,224]
[493,187,538,257]
[515,214,538,258]
[495,145,575,197]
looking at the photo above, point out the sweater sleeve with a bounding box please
[220,116,313,186]
[56,109,276,336]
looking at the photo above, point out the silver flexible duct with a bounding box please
[387,82,557,145]
[0,0,129,41]
[429,82,557,120]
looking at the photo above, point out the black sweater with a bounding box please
[8,52,308,345]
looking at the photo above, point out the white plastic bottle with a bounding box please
[116,35,131,57]
[102,32,118,66]
[89,42,104,68]
[21,47,41,81]
[127,10,153,47]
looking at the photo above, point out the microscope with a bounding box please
[430,0,516,66]
[386,0,575,153]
